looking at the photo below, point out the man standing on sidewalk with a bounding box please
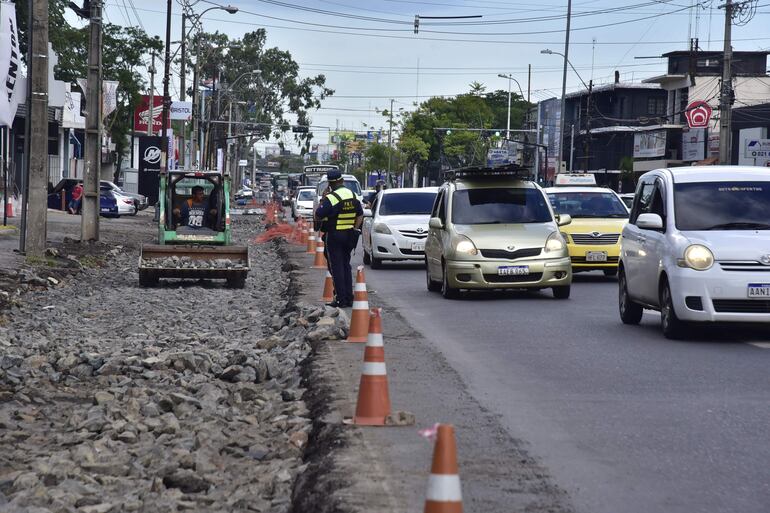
[314,170,363,307]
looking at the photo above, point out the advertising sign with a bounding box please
[745,139,770,158]
[682,128,706,161]
[138,136,163,204]
[684,100,712,128]
[633,130,666,158]
[486,148,510,166]
[170,101,192,121]
[0,2,21,127]
[134,95,165,132]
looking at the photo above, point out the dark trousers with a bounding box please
[326,230,354,305]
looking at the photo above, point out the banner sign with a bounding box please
[138,135,162,204]
[682,128,706,161]
[745,139,770,158]
[0,2,21,127]
[170,101,192,121]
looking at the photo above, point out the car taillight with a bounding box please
[123,199,133,204]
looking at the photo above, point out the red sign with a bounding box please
[684,101,712,128]
[133,95,169,133]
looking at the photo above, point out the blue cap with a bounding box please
[327,169,342,181]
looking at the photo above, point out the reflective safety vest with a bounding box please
[327,187,357,231]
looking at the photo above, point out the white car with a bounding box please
[314,174,363,211]
[362,187,439,268]
[618,166,770,339]
[292,186,316,219]
[101,180,148,211]
[101,185,136,216]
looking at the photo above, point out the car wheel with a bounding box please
[603,268,618,277]
[552,285,571,299]
[618,270,643,325]
[371,255,383,270]
[426,258,441,292]
[441,262,459,299]
[660,279,686,339]
[362,249,371,265]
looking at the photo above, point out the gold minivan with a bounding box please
[424,168,573,299]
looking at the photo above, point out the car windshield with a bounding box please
[298,190,315,201]
[548,191,628,218]
[452,188,552,225]
[674,181,770,231]
[378,192,436,216]
[343,180,361,195]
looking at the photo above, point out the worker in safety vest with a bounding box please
[314,170,363,307]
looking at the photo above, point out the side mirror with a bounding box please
[363,208,373,218]
[636,213,663,230]
[556,213,572,226]
[428,217,444,230]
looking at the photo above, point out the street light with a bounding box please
[497,73,525,140]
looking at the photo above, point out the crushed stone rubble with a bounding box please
[0,218,350,513]
[139,257,249,270]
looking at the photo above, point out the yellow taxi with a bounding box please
[545,176,629,277]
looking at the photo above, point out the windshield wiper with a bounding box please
[702,222,770,230]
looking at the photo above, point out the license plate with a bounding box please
[498,265,529,276]
[100,208,110,213]
[586,251,608,262]
[411,241,425,251]
[747,283,770,298]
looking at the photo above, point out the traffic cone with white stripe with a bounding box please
[354,308,391,425]
[306,231,317,254]
[321,271,335,302]
[346,266,369,342]
[312,237,327,269]
[424,424,463,513]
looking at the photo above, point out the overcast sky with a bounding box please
[95,0,770,147]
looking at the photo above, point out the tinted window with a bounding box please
[548,191,628,218]
[452,188,552,225]
[674,181,770,231]
[378,192,437,216]
[630,181,654,224]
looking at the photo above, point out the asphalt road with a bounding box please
[352,252,770,513]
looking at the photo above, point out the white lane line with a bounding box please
[747,342,770,349]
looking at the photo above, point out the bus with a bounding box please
[302,164,339,187]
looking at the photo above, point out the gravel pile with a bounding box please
[0,218,347,513]
[140,257,248,270]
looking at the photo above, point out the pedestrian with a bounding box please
[69,182,83,214]
[314,170,363,308]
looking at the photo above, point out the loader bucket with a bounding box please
[138,244,250,288]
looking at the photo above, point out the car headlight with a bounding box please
[374,223,392,234]
[560,231,571,243]
[454,236,478,255]
[681,244,714,271]
[544,231,566,253]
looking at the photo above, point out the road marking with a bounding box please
[747,342,770,349]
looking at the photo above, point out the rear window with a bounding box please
[378,192,437,216]
[343,180,361,195]
[452,188,553,225]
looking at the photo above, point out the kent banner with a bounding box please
[0,1,21,127]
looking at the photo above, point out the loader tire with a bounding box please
[139,270,158,287]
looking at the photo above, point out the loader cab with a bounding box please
[159,170,231,244]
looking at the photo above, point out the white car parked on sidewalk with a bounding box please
[362,187,438,268]
[102,185,136,216]
[618,166,770,338]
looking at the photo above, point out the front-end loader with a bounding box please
[139,170,250,288]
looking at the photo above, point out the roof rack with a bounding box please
[443,163,532,181]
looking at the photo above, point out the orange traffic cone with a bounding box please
[346,266,369,342]
[321,271,335,302]
[306,231,317,254]
[354,308,391,425]
[301,224,309,245]
[312,238,327,269]
[424,425,463,513]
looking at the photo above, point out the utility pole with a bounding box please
[179,13,186,168]
[558,0,572,175]
[81,0,102,242]
[505,77,511,139]
[718,0,733,165]
[527,64,531,104]
[161,0,172,174]
[387,98,394,179]
[22,0,49,255]
[191,34,200,168]
[147,51,155,136]
[584,79,593,173]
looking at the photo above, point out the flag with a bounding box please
[0,1,21,127]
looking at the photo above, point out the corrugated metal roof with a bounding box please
[565,82,662,99]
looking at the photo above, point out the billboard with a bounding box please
[138,136,163,204]
[633,130,666,158]
[133,95,193,131]
[681,128,706,161]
